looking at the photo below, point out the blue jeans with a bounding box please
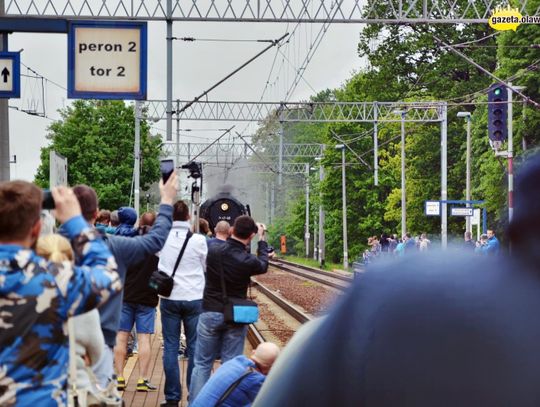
[189,312,248,401]
[160,298,202,402]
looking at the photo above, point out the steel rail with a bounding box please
[247,324,265,349]
[271,258,353,285]
[252,281,311,324]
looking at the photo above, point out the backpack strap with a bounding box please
[214,367,254,407]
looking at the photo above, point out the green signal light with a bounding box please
[494,88,502,96]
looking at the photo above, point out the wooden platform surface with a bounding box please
[120,312,251,407]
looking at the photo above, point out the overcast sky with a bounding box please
[7,21,365,182]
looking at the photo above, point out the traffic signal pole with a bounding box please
[508,83,514,223]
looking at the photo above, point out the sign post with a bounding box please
[68,21,147,100]
[49,151,68,188]
[425,200,441,216]
[0,52,20,98]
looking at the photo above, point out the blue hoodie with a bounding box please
[60,204,173,347]
[115,207,138,237]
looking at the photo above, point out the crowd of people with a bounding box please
[362,228,501,264]
[2,151,540,406]
[0,172,280,407]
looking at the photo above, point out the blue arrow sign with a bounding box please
[0,52,21,99]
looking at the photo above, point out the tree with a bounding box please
[35,100,162,210]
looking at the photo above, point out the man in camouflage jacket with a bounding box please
[0,181,121,406]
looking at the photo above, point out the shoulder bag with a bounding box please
[149,231,193,297]
[216,246,259,324]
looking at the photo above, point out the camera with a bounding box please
[181,161,202,179]
[42,189,55,210]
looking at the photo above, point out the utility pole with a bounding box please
[166,0,173,142]
[393,110,407,237]
[0,0,10,181]
[305,163,310,258]
[373,102,378,186]
[457,111,472,233]
[441,103,448,249]
[134,101,141,216]
[175,99,180,169]
[315,156,325,267]
[336,144,348,270]
[400,112,406,238]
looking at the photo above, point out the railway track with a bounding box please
[247,279,313,348]
[269,258,352,291]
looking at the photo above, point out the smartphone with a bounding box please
[160,159,174,183]
[42,189,55,210]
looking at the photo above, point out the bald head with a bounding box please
[251,342,280,375]
[214,220,231,240]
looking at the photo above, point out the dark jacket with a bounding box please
[124,254,160,308]
[203,238,269,312]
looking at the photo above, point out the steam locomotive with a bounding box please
[200,190,250,234]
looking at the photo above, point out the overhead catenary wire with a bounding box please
[432,34,540,109]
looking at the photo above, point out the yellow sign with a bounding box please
[489,6,522,31]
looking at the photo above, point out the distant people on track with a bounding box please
[114,211,161,393]
[189,216,271,401]
[158,200,208,406]
[71,175,177,390]
[463,231,476,251]
[0,181,121,406]
[418,233,431,251]
[403,233,417,253]
[207,220,231,247]
[485,229,500,256]
[114,207,138,237]
[475,234,489,254]
[191,342,280,407]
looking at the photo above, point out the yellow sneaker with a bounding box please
[117,376,126,391]
[136,378,157,392]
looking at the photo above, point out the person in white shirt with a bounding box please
[158,200,208,407]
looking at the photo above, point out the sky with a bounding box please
[7,21,365,182]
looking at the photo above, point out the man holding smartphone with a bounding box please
[188,215,272,403]
[0,181,121,406]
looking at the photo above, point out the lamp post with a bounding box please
[457,111,472,233]
[314,156,325,267]
[335,144,348,270]
[393,110,407,238]
[311,166,318,260]
[304,163,310,258]
[507,83,525,223]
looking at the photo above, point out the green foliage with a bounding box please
[35,100,161,210]
[257,0,540,262]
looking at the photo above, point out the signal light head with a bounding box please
[494,87,502,96]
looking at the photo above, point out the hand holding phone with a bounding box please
[160,159,175,184]
[42,190,55,210]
